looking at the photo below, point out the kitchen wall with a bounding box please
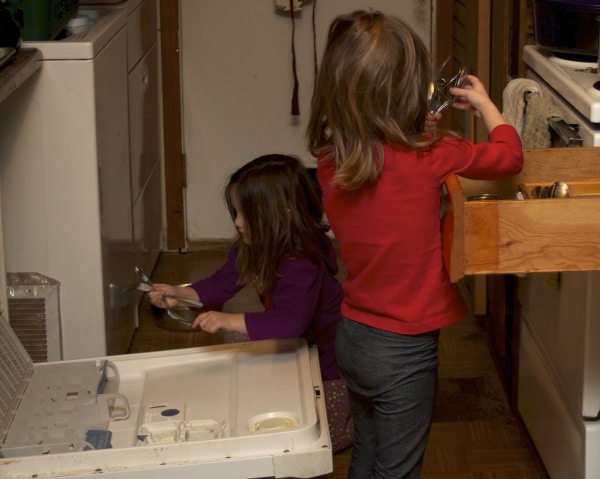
[180,0,433,240]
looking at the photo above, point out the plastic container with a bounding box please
[7,0,78,41]
[532,0,600,57]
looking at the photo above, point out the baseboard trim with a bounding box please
[185,240,234,252]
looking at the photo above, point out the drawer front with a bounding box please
[129,44,160,201]
[443,147,600,281]
[462,199,600,276]
[127,0,158,72]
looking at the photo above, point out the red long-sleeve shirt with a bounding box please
[317,125,523,335]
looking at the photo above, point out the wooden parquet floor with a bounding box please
[129,247,549,478]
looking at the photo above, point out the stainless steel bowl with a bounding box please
[153,305,199,332]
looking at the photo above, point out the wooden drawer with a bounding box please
[442,147,600,282]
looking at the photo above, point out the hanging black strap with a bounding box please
[288,0,317,116]
[290,0,300,116]
[312,0,318,82]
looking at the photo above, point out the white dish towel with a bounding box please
[502,78,565,148]
[502,78,541,137]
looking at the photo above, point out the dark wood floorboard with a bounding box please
[129,248,548,478]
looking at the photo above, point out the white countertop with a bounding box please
[0,48,41,104]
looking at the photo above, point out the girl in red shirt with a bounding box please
[307,10,523,478]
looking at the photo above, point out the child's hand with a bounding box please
[148,283,177,308]
[192,311,246,334]
[449,74,486,116]
[450,74,506,132]
[148,284,198,309]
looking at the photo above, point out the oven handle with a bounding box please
[548,116,583,147]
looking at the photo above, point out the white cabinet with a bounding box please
[0,16,132,359]
[0,0,162,359]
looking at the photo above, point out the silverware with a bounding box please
[550,181,570,198]
[428,64,468,115]
[134,266,199,324]
[532,182,570,199]
[162,294,203,309]
[136,282,203,308]
[134,266,153,286]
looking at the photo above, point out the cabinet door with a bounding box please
[129,44,160,204]
[130,43,162,272]
[96,28,136,356]
[127,0,159,73]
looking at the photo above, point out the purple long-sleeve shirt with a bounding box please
[190,243,343,380]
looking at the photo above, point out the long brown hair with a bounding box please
[225,154,331,291]
[307,10,437,190]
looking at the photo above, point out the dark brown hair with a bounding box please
[225,154,331,290]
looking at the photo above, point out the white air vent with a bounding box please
[6,273,62,362]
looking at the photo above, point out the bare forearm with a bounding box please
[479,103,507,133]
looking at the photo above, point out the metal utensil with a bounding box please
[539,185,551,198]
[134,266,196,324]
[163,294,203,309]
[137,283,203,308]
[163,308,195,326]
[135,265,153,286]
[428,64,467,115]
[164,300,195,325]
[550,181,570,198]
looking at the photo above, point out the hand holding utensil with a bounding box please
[136,282,203,308]
[428,63,468,115]
[134,266,201,325]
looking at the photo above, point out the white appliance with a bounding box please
[0,316,333,478]
[523,45,600,146]
[518,45,600,478]
[0,1,156,360]
[519,273,600,479]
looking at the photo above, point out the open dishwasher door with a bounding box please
[0,316,332,479]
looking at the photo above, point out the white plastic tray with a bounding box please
[0,318,332,479]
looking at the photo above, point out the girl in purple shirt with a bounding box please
[148,154,352,452]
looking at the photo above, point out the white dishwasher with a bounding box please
[0,317,333,478]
